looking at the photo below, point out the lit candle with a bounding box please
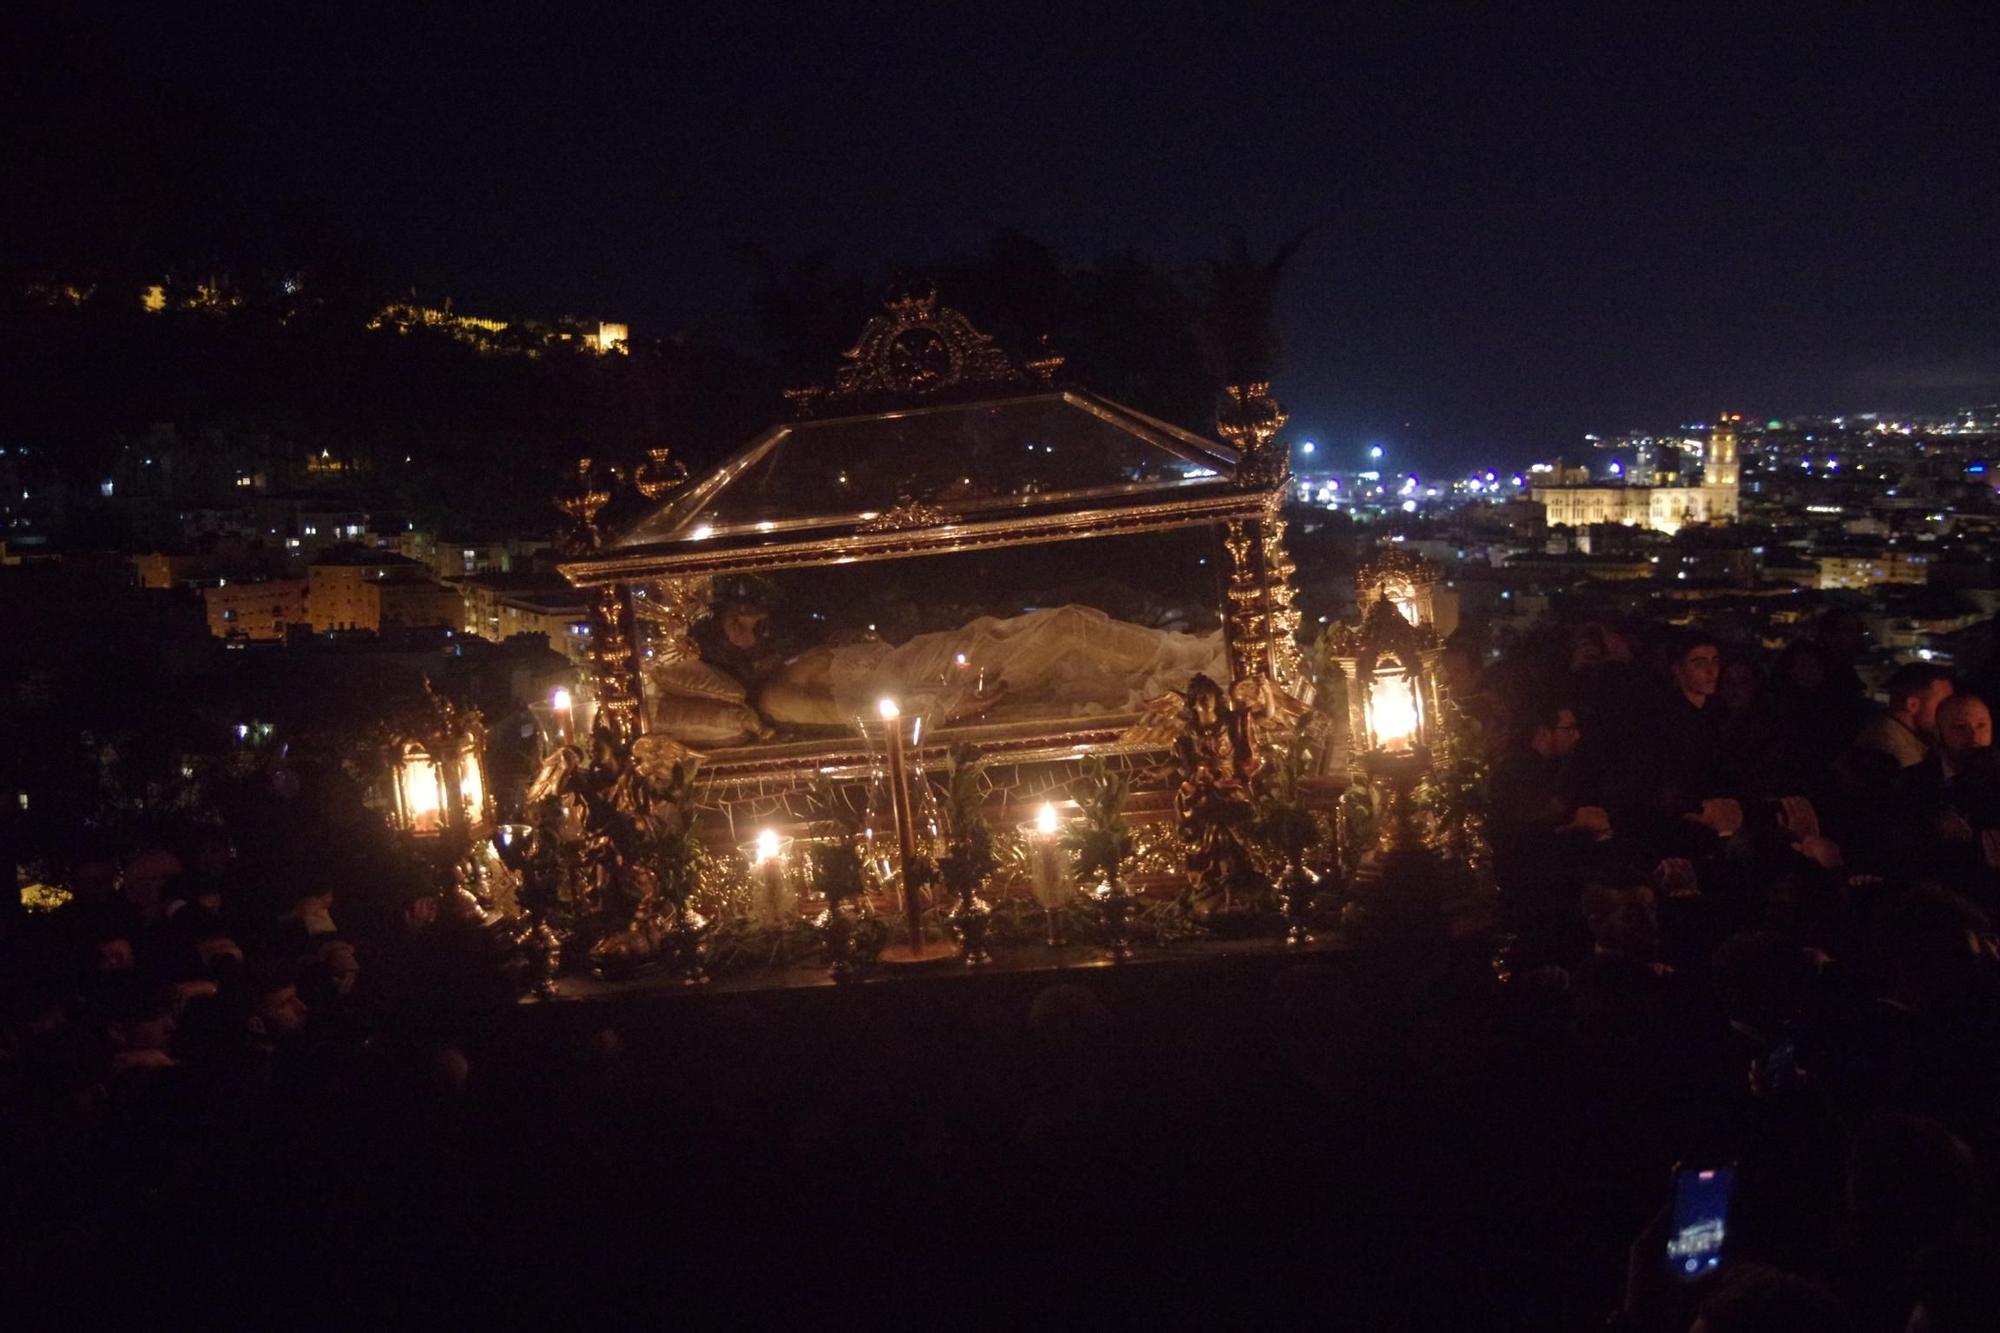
[551,686,576,743]
[1023,802,1069,909]
[752,828,788,924]
[953,651,984,696]
[738,828,798,926]
[879,696,922,955]
[1367,672,1421,753]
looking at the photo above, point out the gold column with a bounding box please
[587,587,647,742]
[557,456,649,742]
[1216,383,1304,691]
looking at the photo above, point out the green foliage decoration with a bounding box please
[1063,757,1134,885]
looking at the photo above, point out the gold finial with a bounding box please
[634,446,688,502]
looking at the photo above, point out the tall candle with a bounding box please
[879,696,921,953]
[744,828,794,926]
[1023,802,1069,909]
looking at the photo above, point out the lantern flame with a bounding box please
[877,696,900,720]
[1036,802,1059,836]
[1368,674,1420,752]
[755,828,780,863]
[458,748,484,819]
[399,757,444,833]
[551,686,573,712]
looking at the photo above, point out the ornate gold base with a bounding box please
[876,939,960,966]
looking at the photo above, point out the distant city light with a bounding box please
[1401,499,1417,513]
[1369,445,1384,460]
[1299,441,1316,455]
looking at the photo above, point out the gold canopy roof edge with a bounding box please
[559,485,1281,587]
[607,388,1242,552]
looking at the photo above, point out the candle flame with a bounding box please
[954,652,968,667]
[1036,802,1059,835]
[551,687,573,711]
[1368,676,1420,751]
[755,828,780,863]
[877,696,900,720]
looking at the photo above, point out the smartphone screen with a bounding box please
[1665,1163,1734,1281]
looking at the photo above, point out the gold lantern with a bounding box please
[1330,595,1445,856]
[1355,546,1442,631]
[388,681,490,837]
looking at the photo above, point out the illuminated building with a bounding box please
[374,578,467,631]
[202,578,309,640]
[1816,547,1930,590]
[1534,415,1742,533]
[493,589,592,662]
[428,537,550,582]
[307,549,456,632]
[448,574,590,660]
[365,302,629,356]
[134,540,289,590]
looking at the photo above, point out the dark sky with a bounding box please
[23,2,2000,469]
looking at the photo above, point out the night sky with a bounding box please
[17,2,2000,469]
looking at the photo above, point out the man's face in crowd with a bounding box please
[1588,886,1660,957]
[121,1009,176,1053]
[1568,626,1605,671]
[1916,679,1955,734]
[255,985,309,1038]
[1720,662,1759,711]
[1539,709,1582,759]
[94,937,135,973]
[1940,696,1992,755]
[319,941,361,997]
[1674,645,1721,701]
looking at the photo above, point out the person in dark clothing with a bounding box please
[1656,632,1729,808]
[1853,663,1954,773]
[1768,639,1858,794]
[1716,658,1784,803]
[1601,630,1745,863]
[1492,698,1618,966]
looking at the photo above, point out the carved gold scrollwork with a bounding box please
[856,496,962,533]
[1216,382,1290,491]
[633,446,689,502]
[791,287,1052,415]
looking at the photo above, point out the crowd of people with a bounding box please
[1467,606,1999,1330]
[0,811,538,1310]
[3,605,1997,1327]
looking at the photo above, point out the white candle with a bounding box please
[1022,802,1070,909]
[880,697,922,954]
[750,828,791,924]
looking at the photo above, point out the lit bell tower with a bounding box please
[1703,412,1741,521]
[1704,413,1740,490]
